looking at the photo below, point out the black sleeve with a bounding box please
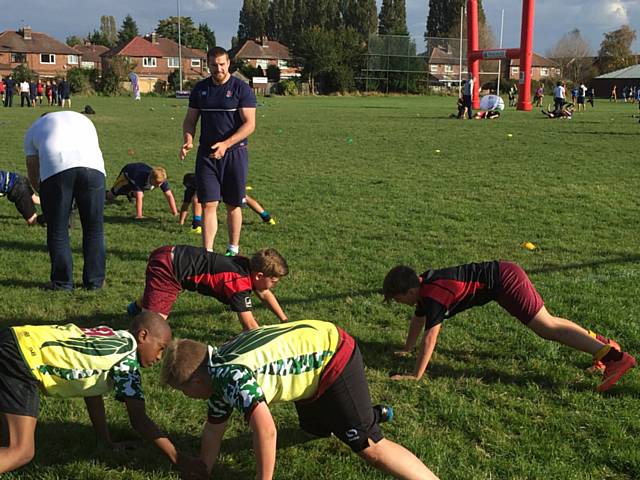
[415,299,447,330]
[229,291,253,312]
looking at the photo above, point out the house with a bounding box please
[592,64,640,98]
[73,44,109,71]
[102,33,207,93]
[504,53,560,81]
[233,37,300,80]
[0,27,80,79]
[425,46,467,87]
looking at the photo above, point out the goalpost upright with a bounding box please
[466,0,535,111]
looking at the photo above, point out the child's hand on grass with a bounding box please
[393,350,412,357]
[390,374,419,381]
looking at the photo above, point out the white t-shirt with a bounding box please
[24,111,105,182]
[553,85,565,99]
[20,81,29,93]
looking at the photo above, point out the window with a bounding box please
[11,53,26,63]
[40,53,55,64]
[68,55,79,65]
[511,66,519,76]
[168,57,179,68]
[429,64,438,72]
[540,67,548,77]
[444,65,453,73]
[256,59,268,69]
[142,57,157,67]
[191,58,201,67]
[277,59,288,68]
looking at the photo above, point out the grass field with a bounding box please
[1,94,639,479]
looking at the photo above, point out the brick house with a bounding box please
[73,44,109,71]
[426,46,467,87]
[504,52,560,81]
[102,33,207,93]
[233,37,300,79]
[0,27,80,79]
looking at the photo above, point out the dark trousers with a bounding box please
[463,94,473,119]
[3,93,12,107]
[20,92,29,107]
[553,97,564,113]
[40,167,106,290]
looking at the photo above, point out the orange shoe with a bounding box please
[597,352,636,392]
[589,339,621,373]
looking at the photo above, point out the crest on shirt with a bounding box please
[226,90,233,98]
[201,90,207,96]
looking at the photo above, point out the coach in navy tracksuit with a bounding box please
[179,46,256,257]
[3,75,14,107]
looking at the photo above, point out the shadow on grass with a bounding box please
[529,254,640,275]
[0,238,149,262]
[103,213,163,225]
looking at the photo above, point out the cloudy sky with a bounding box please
[1,0,638,55]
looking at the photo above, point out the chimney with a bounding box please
[151,32,158,44]
[260,36,268,46]
[22,26,32,40]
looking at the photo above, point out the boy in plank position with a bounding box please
[0,312,203,475]
[161,319,440,480]
[128,246,288,330]
[0,170,44,226]
[106,163,178,219]
[382,261,636,392]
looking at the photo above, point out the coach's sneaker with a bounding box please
[373,404,394,424]
[597,352,637,392]
[190,226,202,234]
[224,249,236,257]
[589,338,621,373]
[127,300,142,317]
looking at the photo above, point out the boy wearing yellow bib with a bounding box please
[0,313,203,476]
[161,320,439,480]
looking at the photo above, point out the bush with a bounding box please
[67,67,93,94]
[168,69,181,92]
[99,57,136,96]
[12,64,34,83]
[266,64,280,83]
[277,79,298,96]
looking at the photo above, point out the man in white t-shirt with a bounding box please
[19,80,30,107]
[553,81,566,113]
[24,111,106,290]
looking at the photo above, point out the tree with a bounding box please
[100,15,118,47]
[425,0,489,42]
[66,35,83,47]
[343,0,378,40]
[86,30,113,48]
[237,0,269,42]
[379,0,407,35]
[198,23,216,50]
[118,14,139,45]
[425,0,449,39]
[597,25,637,74]
[267,0,295,44]
[100,56,136,96]
[547,29,595,83]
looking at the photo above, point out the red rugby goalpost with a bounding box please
[467,0,535,111]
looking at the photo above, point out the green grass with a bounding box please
[1,94,639,479]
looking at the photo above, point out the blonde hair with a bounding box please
[250,248,288,277]
[160,339,208,388]
[150,166,168,185]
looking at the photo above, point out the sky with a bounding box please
[1,0,639,56]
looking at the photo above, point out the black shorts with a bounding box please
[7,176,36,220]
[182,173,197,204]
[295,345,384,453]
[0,329,40,418]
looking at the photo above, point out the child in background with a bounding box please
[0,170,44,226]
[106,163,178,219]
[382,261,636,392]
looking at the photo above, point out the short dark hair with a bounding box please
[250,248,288,277]
[207,47,229,61]
[382,265,420,301]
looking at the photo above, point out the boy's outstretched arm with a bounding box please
[200,419,229,474]
[163,190,179,216]
[395,315,426,355]
[237,311,260,330]
[123,397,181,464]
[179,202,190,225]
[134,191,144,218]
[248,402,277,480]
[392,323,442,381]
[84,395,112,446]
[255,289,288,322]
